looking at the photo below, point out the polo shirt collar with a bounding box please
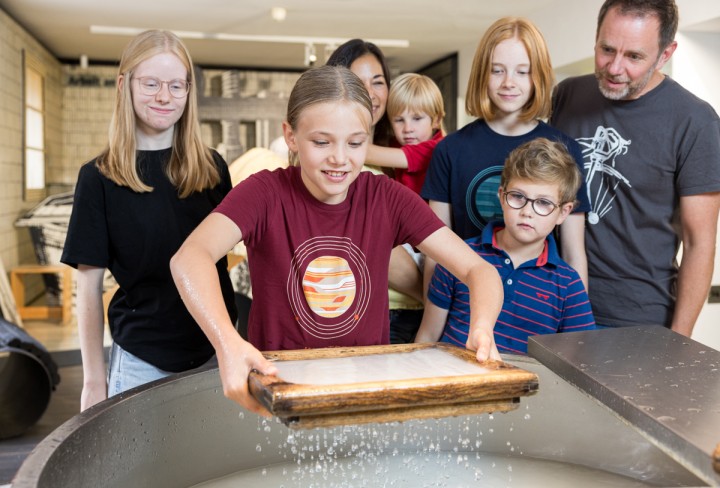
[482,220,562,268]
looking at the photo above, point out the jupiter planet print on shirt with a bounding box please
[287,236,371,340]
[302,256,356,318]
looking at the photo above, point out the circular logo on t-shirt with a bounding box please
[466,166,504,231]
[302,256,355,318]
[288,236,370,339]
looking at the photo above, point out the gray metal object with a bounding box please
[13,355,707,487]
[0,319,59,439]
[529,326,720,486]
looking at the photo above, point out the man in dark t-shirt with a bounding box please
[551,0,720,335]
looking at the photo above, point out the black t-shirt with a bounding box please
[61,148,237,372]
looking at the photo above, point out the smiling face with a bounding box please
[594,7,675,100]
[284,101,371,205]
[349,54,388,127]
[127,52,188,143]
[499,178,573,249]
[390,109,437,146]
[487,37,533,119]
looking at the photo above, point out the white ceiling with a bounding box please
[0,0,562,72]
[2,0,719,73]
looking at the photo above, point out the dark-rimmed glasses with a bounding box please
[134,77,190,98]
[502,189,561,216]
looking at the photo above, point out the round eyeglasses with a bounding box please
[503,189,560,217]
[134,77,190,98]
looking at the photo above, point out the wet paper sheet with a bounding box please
[249,343,538,429]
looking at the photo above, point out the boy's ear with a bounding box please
[555,201,576,225]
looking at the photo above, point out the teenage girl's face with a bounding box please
[487,38,533,118]
[283,101,371,205]
[350,54,388,127]
[390,109,437,146]
[127,52,188,140]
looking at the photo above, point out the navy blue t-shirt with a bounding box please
[421,119,590,240]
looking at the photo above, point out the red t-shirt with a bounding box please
[214,166,444,351]
[396,130,444,195]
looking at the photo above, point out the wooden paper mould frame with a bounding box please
[249,342,539,429]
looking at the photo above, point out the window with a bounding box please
[24,52,46,200]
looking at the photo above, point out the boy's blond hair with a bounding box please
[387,73,446,136]
[501,138,581,206]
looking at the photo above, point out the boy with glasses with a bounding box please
[416,138,595,354]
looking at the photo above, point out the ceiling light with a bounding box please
[271,7,287,22]
[89,25,410,49]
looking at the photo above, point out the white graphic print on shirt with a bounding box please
[577,126,632,225]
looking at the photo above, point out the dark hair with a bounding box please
[597,0,678,50]
[326,39,391,85]
[326,39,393,146]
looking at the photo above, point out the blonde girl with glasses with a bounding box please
[170,66,503,415]
[62,30,237,411]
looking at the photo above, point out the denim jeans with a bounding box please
[107,343,173,397]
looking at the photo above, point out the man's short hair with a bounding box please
[597,0,679,51]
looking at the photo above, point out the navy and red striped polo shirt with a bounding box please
[428,221,596,354]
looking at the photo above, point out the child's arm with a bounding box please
[423,201,453,297]
[365,143,409,169]
[415,301,450,343]
[417,227,502,362]
[560,214,588,289]
[171,213,278,415]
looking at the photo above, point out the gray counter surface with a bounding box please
[529,326,720,485]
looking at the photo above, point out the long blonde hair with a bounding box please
[465,17,554,123]
[96,29,219,197]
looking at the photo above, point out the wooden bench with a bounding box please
[10,264,72,324]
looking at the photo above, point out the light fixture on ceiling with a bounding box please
[89,25,410,49]
[304,43,317,67]
[270,7,287,22]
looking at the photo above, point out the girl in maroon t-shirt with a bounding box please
[171,65,503,416]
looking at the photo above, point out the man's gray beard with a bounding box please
[595,62,657,101]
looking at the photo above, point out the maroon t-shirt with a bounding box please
[215,166,444,351]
